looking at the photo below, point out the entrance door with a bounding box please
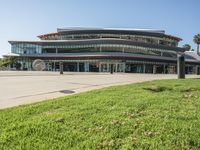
[63,62,77,72]
[116,63,124,72]
[89,63,99,72]
[100,63,125,73]
[101,64,108,72]
[79,63,85,72]
[109,64,116,73]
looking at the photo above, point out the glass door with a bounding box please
[100,63,125,73]
[116,63,125,72]
[101,64,108,72]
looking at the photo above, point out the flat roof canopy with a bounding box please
[37,27,182,41]
[57,27,165,34]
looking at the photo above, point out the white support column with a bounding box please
[153,65,157,74]
[99,62,101,72]
[107,63,109,72]
[85,62,89,72]
[124,63,126,73]
[54,48,58,72]
[84,63,87,72]
[77,62,79,72]
[143,64,146,73]
[54,60,56,71]
[163,64,166,74]
[195,65,199,75]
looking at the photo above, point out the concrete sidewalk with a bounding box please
[0,71,198,109]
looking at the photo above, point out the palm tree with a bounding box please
[183,44,191,51]
[193,34,200,53]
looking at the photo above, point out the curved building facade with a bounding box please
[6,28,200,74]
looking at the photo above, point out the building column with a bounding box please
[177,54,185,79]
[77,62,79,72]
[195,65,199,75]
[59,62,63,75]
[99,62,101,72]
[123,63,126,73]
[153,65,157,74]
[143,64,146,73]
[84,63,86,72]
[115,64,118,72]
[174,65,176,74]
[163,64,166,74]
[53,60,56,71]
[85,62,89,72]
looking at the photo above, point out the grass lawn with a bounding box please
[1,79,200,150]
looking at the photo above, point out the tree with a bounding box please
[183,44,191,51]
[193,34,200,53]
[0,56,15,67]
[0,58,2,67]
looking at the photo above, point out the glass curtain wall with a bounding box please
[41,34,178,47]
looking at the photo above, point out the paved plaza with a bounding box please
[0,71,198,109]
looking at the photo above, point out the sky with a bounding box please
[0,0,200,57]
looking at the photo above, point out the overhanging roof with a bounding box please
[8,38,185,52]
[11,53,200,65]
[37,27,182,41]
[57,27,165,34]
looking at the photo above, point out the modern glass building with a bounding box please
[5,28,200,74]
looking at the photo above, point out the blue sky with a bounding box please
[0,0,200,57]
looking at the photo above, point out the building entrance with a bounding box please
[63,62,77,72]
[78,63,85,72]
[100,63,125,72]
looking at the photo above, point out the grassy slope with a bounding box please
[1,79,200,150]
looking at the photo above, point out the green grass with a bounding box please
[1,79,200,150]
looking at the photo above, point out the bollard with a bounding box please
[60,62,63,75]
[177,54,185,79]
